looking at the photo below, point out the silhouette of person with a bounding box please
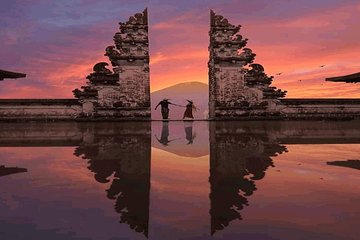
[155,99,177,120]
[183,100,197,120]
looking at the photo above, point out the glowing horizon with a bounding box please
[1,0,359,98]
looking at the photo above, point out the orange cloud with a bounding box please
[1,2,360,99]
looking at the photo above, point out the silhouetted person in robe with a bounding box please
[183,100,197,120]
[155,99,176,120]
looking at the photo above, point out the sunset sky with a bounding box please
[1,0,360,98]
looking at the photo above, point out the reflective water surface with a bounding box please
[0,121,359,240]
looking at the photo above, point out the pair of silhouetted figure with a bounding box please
[155,99,197,120]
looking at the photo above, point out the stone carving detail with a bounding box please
[73,86,98,99]
[73,9,150,119]
[238,48,256,63]
[93,62,112,74]
[211,13,238,29]
[73,62,119,100]
[105,46,121,66]
[208,10,286,119]
[245,64,287,98]
[86,62,119,86]
[111,9,149,66]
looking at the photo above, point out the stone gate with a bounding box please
[208,10,360,120]
[73,8,151,119]
[208,10,286,120]
[1,9,360,121]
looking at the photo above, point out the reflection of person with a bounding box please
[183,100,197,120]
[184,121,196,144]
[155,121,170,145]
[155,121,180,146]
[155,99,177,120]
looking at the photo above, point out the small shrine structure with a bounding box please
[326,72,360,83]
[0,69,26,81]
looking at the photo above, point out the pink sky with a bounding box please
[0,0,359,98]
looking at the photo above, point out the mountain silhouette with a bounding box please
[151,82,208,120]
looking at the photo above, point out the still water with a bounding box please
[0,121,359,240]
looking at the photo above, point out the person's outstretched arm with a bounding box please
[170,102,185,107]
[155,102,160,110]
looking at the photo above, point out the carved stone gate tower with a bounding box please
[74,9,150,119]
[3,9,360,121]
[208,10,286,120]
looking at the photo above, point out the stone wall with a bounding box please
[117,64,150,108]
[212,99,360,120]
[278,99,360,120]
[0,99,82,121]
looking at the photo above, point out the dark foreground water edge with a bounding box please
[0,121,359,240]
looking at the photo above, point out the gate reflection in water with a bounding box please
[0,121,359,240]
